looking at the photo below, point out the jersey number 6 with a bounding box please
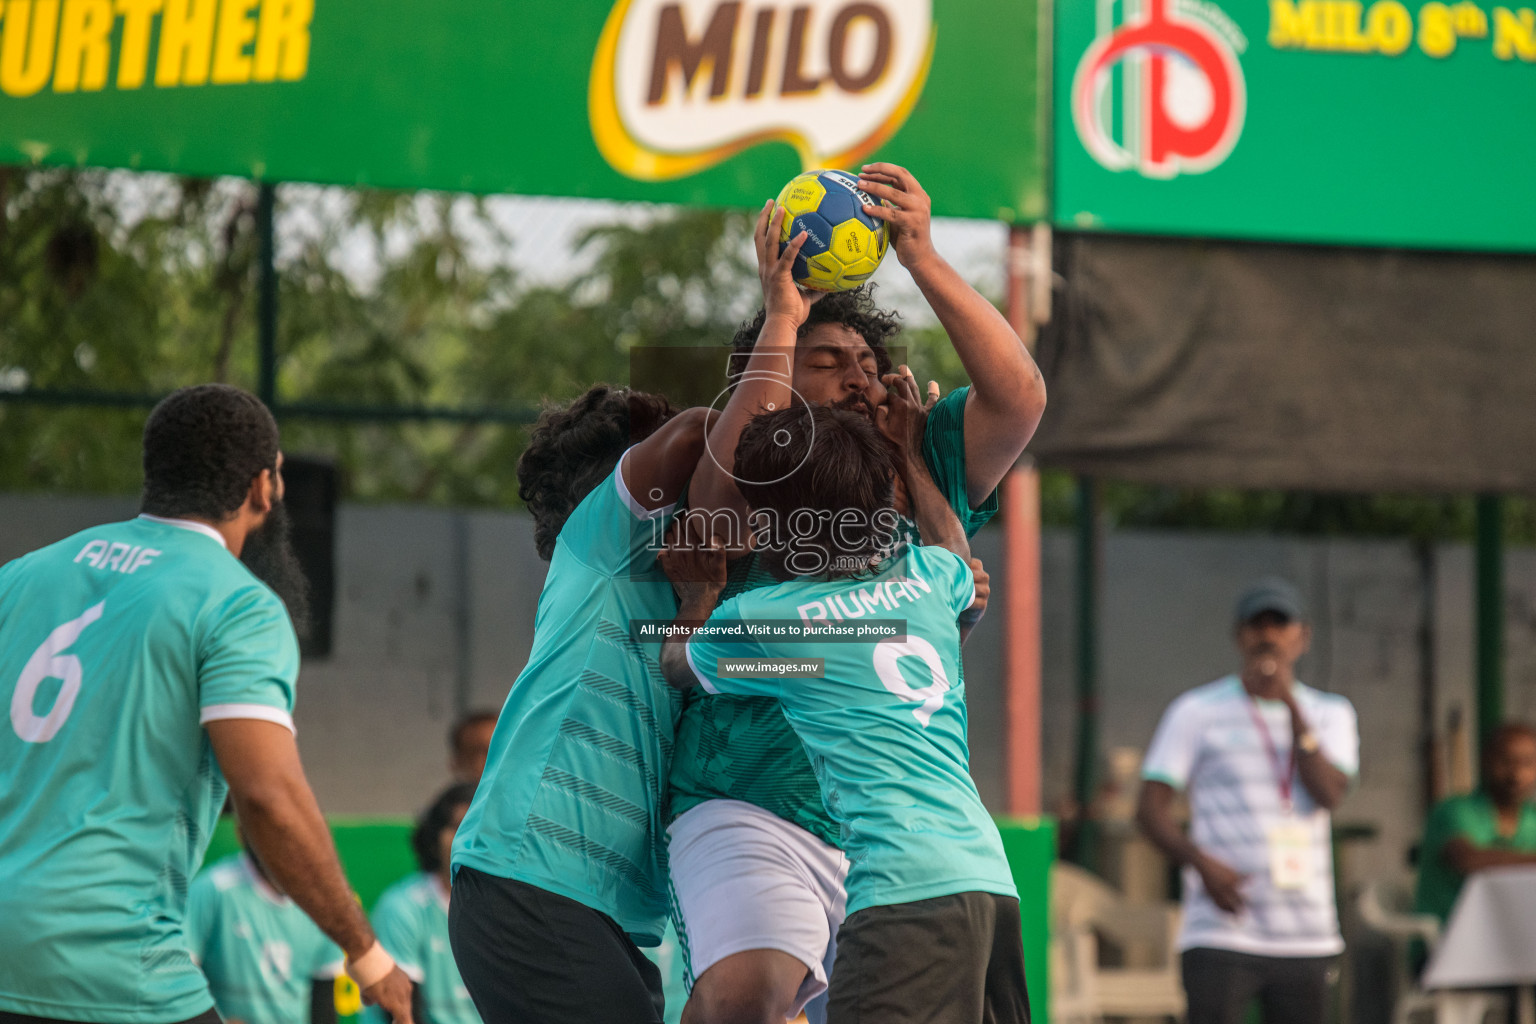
[10,602,106,743]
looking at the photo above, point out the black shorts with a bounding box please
[826,891,1030,1024]
[448,866,664,1024]
[0,1011,220,1024]
[1181,947,1337,1024]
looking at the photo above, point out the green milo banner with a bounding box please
[1055,0,1536,250]
[0,0,1044,220]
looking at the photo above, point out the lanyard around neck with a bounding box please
[1246,696,1296,813]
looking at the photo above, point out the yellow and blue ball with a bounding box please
[775,169,890,293]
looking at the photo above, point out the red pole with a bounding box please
[1002,224,1043,817]
[1002,465,1042,815]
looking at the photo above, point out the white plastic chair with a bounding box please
[1357,878,1507,1024]
[1050,863,1186,1023]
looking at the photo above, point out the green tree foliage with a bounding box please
[0,170,762,505]
[2,167,1530,541]
[0,170,261,493]
[0,168,977,508]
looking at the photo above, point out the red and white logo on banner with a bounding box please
[1072,0,1246,179]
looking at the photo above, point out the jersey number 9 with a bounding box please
[873,635,952,727]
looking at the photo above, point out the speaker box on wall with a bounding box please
[281,456,338,659]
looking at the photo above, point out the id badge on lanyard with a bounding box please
[1247,699,1312,891]
[1268,821,1313,890]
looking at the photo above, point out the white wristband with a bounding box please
[345,941,396,990]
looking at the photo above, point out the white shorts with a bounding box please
[668,799,849,1020]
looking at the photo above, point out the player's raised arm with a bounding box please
[857,163,1047,509]
[878,367,990,640]
[877,369,968,564]
[656,518,728,689]
[207,719,416,1024]
[620,404,721,512]
[686,200,816,553]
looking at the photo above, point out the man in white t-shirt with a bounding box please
[1136,578,1358,1024]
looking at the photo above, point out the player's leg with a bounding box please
[1256,954,1334,1024]
[1181,948,1267,1024]
[825,892,997,1024]
[449,866,664,1024]
[682,950,812,1024]
[669,800,848,1024]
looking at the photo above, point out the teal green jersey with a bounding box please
[682,545,1016,916]
[667,386,996,846]
[1415,793,1536,922]
[452,454,683,945]
[0,516,299,1023]
[186,855,343,1024]
[369,874,480,1024]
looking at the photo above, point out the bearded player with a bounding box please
[0,384,414,1024]
[662,401,1028,1024]
[666,164,1048,1023]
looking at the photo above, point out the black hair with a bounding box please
[518,385,679,561]
[734,405,898,581]
[141,384,280,521]
[411,782,477,875]
[449,709,498,755]
[728,286,901,383]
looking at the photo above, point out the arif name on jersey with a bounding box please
[74,539,162,575]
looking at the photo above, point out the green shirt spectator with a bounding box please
[1415,724,1536,923]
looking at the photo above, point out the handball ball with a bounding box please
[775,169,890,293]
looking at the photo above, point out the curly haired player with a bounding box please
[659,402,1028,1024]
[665,164,1046,1024]
[0,385,414,1024]
[447,383,728,1024]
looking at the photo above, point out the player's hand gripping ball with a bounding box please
[775,169,889,292]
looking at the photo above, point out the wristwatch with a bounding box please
[1296,731,1321,755]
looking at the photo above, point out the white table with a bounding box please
[1423,865,1536,1024]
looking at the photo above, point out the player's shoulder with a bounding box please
[166,566,291,661]
[376,873,433,912]
[1296,681,1356,716]
[894,545,972,602]
[562,453,648,533]
[925,384,971,431]
[33,517,276,607]
[0,545,34,586]
[172,540,289,623]
[0,519,220,609]
[552,453,667,568]
[1166,676,1241,718]
[3,520,135,573]
[904,543,969,577]
[209,562,286,614]
[719,577,768,614]
[373,874,440,932]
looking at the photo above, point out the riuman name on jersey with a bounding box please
[74,538,162,574]
[795,565,943,626]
